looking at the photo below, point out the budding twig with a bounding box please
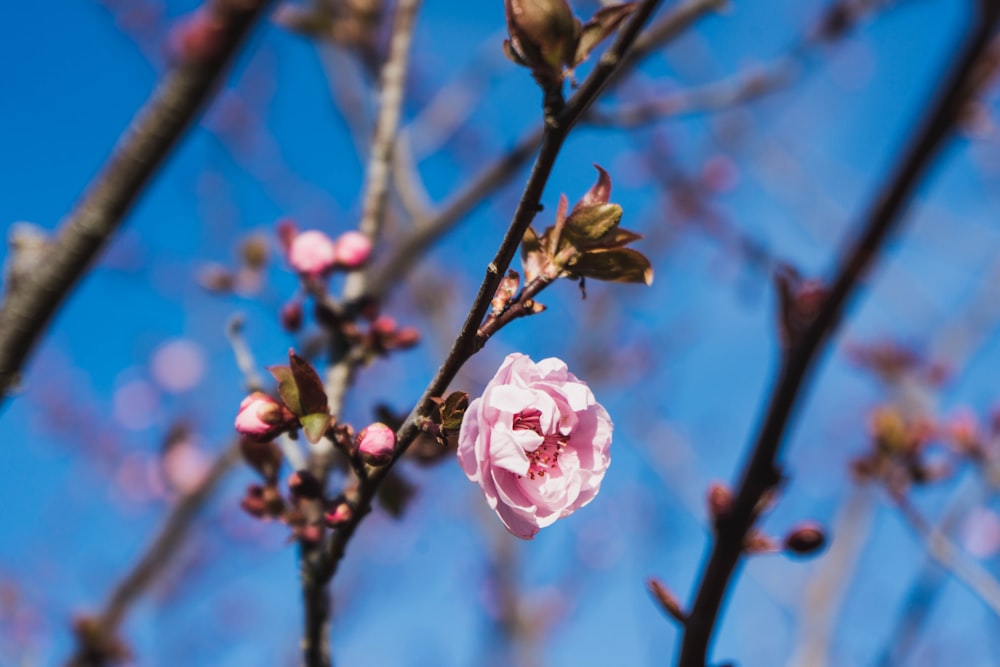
[0,0,276,410]
[677,4,1000,665]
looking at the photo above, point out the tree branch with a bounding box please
[66,442,240,666]
[361,0,727,305]
[677,4,1000,666]
[315,0,702,587]
[0,0,275,409]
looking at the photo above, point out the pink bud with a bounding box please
[288,230,338,278]
[287,470,323,500]
[325,502,353,527]
[389,327,421,350]
[280,300,304,332]
[783,521,827,556]
[235,392,292,442]
[276,218,298,252]
[356,422,396,465]
[169,9,226,63]
[334,231,373,269]
[371,316,397,336]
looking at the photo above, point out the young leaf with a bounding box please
[300,412,331,445]
[563,203,623,243]
[574,3,637,67]
[268,365,301,416]
[288,350,329,417]
[568,247,653,285]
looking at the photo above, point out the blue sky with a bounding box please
[4,0,1000,665]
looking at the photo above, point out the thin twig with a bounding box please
[342,0,423,304]
[892,491,1000,617]
[303,3,424,666]
[316,0,687,587]
[362,0,727,304]
[65,442,241,666]
[677,4,1000,665]
[0,0,275,410]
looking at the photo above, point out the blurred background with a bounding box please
[4,0,1000,664]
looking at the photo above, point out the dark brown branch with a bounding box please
[316,0,711,586]
[677,4,1000,666]
[66,443,240,666]
[0,0,275,409]
[361,0,727,305]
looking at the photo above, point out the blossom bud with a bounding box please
[744,530,779,554]
[504,0,580,85]
[389,326,421,350]
[235,392,294,442]
[288,230,338,278]
[287,470,323,500]
[334,230,373,269]
[325,502,354,527]
[356,422,396,465]
[169,9,226,64]
[371,315,397,337]
[783,522,827,556]
[297,524,323,544]
[280,300,304,332]
[276,218,298,252]
[240,484,274,519]
[647,577,686,624]
[707,482,733,522]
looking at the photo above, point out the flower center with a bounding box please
[513,408,568,480]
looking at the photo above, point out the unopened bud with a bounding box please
[280,300,304,332]
[744,530,779,554]
[356,422,396,465]
[783,522,827,556]
[169,9,226,63]
[276,218,298,252]
[707,482,733,522]
[288,230,338,278]
[325,502,354,527]
[389,327,421,351]
[240,484,268,518]
[235,392,295,442]
[492,270,521,315]
[334,230,373,269]
[297,524,323,544]
[647,577,686,624]
[503,0,579,85]
[240,234,269,270]
[287,470,323,500]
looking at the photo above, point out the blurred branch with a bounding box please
[305,2,424,666]
[362,0,728,304]
[787,486,877,667]
[66,442,241,666]
[586,61,795,127]
[0,0,275,410]
[891,491,1000,616]
[677,4,1000,666]
[317,0,708,586]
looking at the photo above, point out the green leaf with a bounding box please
[268,365,301,416]
[440,391,469,433]
[300,412,330,445]
[568,247,653,285]
[563,203,623,244]
[289,350,329,416]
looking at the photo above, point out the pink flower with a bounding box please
[288,230,338,277]
[356,422,396,465]
[235,392,293,442]
[334,230,373,269]
[458,353,612,539]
